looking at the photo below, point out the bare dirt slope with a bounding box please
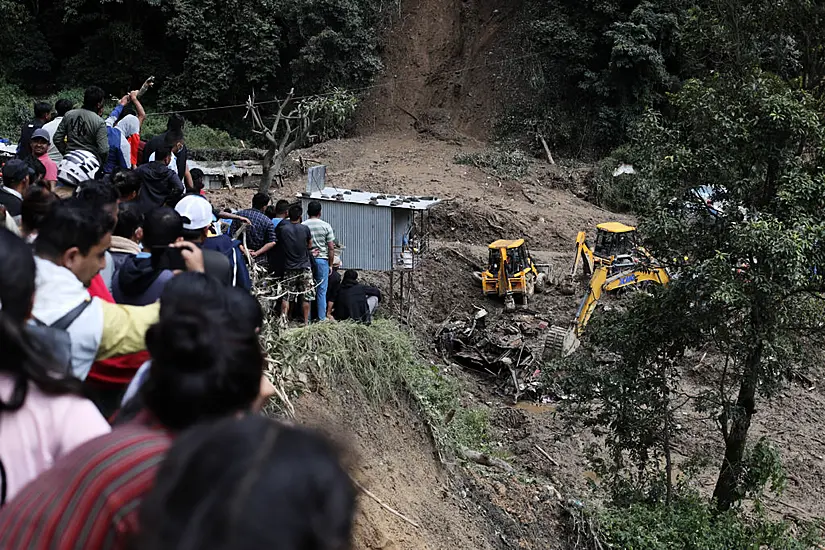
[211,134,824,547]
[357,0,526,139]
[294,392,499,550]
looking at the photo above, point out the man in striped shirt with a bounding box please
[302,201,336,321]
[0,273,270,550]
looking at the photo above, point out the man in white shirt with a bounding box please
[42,99,75,164]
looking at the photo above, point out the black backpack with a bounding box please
[26,300,91,376]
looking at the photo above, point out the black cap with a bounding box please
[2,159,34,184]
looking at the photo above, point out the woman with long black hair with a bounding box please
[0,228,110,505]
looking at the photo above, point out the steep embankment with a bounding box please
[358,0,526,139]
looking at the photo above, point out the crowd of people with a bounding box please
[0,87,390,548]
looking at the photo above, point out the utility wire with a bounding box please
[146,48,551,117]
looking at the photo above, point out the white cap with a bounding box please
[175,195,213,230]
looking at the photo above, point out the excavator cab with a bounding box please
[481,239,543,310]
[572,222,639,278]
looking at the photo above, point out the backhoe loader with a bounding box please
[549,225,670,356]
[571,222,642,278]
[479,239,547,311]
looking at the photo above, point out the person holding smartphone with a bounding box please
[112,207,198,306]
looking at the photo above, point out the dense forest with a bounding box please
[3,0,825,155]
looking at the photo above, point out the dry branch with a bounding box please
[352,478,421,529]
[539,135,555,165]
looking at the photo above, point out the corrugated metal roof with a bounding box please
[299,187,440,211]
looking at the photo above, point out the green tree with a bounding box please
[626,71,825,510]
[508,0,687,155]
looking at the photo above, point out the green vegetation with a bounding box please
[267,320,489,453]
[0,0,386,115]
[568,492,820,550]
[454,148,530,180]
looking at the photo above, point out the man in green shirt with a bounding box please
[53,86,108,164]
[302,200,335,321]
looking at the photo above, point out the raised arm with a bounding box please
[129,91,146,126]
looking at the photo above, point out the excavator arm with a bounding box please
[574,265,670,335]
[571,231,595,278]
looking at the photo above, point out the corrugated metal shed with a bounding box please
[301,198,393,270]
[299,186,439,271]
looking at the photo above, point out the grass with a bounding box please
[264,319,489,454]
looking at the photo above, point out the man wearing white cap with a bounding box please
[175,195,243,288]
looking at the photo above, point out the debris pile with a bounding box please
[438,308,553,401]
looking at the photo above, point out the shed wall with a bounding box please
[301,199,393,271]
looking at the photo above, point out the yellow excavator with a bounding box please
[571,222,641,277]
[479,239,546,311]
[549,223,670,356]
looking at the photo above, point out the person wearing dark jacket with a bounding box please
[135,144,184,214]
[17,101,51,159]
[112,208,182,306]
[334,270,381,324]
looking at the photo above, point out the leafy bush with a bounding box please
[587,144,645,211]
[578,493,821,550]
[454,148,530,180]
[141,115,239,149]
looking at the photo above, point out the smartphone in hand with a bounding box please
[150,246,187,271]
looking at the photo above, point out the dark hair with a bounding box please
[75,180,118,231]
[142,207,183,248]
[343,270,358,283]
[113,170,141,199]
[181,227,206,242]
[163,130,184,149]
[76,179,119,209]
[264,205,276,218]
[35,199,112,258]
[21,184,58,236]
[136,416,356,550]
[275,199,290,216]
[140,273,264,431]
[307,200,322,217]
[288,204,303,222]
[166,114,186,133]
[0,228,83,414]
[114,202,143,239]
[82,86,105,110]
[227,287,264,331]
[190,169,205,193]
[34,101,52,119]
[156,144,173,162]
[252,193,270,210]
[54,98,74,117]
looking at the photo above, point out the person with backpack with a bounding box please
[175,195,249,289]
[16,101,52,160]
[30,199,176,380]
[0,272,271,549]
[0,228,110,506]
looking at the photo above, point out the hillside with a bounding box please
[208,133,825,548]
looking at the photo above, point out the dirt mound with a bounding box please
[293,391,499,550]
[358,0,527,139]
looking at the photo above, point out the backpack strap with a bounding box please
[1,456,7,507]
[50,300,92,331]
